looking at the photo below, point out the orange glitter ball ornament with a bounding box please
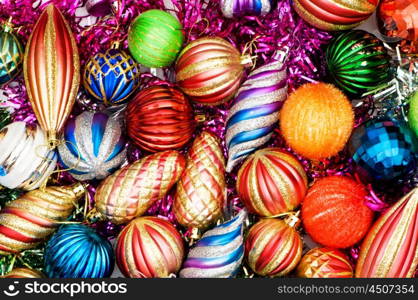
[279,83,354,160]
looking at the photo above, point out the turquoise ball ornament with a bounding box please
[348,119,418,182]
[128,9,184,68]
[44,224,114,278]
[0,23,23,85]
[83,48,140,106]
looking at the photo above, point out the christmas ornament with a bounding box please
[293,0,378,31]
[245,216,302,277]
[44,224,114,278]
[220,0,272,18]
[175,36,252,105]
[348,119,418,182]
[237,148,307,217]
[377,0,418,53]
[95,151,185,224]
[180,210,247,278]
[173,131,226,229]
[225,58,288,172]
[116,216,184,278]
[83,47,140,106]
[326,30,392,97]
[2,268,44,278]
[126,86,195,152]
[356,188,418,278]
[0,183,84,254]
[86,0,112,17]
[302,176,374,249]
[0,21,23,85]
[57,111,126,181]
[296,247,353,278]
[128,9,184,68]
[0,122,57,190]
[23,4,80,144]
[279,83,354,160]
[409,91,418,137]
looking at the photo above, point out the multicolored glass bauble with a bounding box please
[326,30,392,97]
[293,0,378,31]
[0,23,23,85]
[44,224,114,278]
[348,119,418,182]
[180,210,247,278]
[128,9,184,68]
[58,111,126,181]
[220,0,272,18]
[83,48,140,106]
[225,59,288,172]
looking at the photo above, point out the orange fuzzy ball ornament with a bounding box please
[302,176,374,248]
[280,83,354,160]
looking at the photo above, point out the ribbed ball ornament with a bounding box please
[126,86,195,152]
[83,48,140,106]
[296,247,353,278]
[44,224,114,278]
[58,111,126,181]
[128,9,184,68]
[326,30,391,97]
[237,148,308,217]
[2,268,44,278]
[116,216,184,278]
[175,36,251,105]
[0,24,23,85]
[245,218,303,277]
[0,122,57,190]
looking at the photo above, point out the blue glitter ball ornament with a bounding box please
[348,119,418,182]
[83,48,140,106]
[44,224,114,278]
[58,111,126,181]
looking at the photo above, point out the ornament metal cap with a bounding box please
[70,182,86,199]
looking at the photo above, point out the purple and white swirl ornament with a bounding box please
[220,0,273,18]
[225,58,288,172]
[180,210,247,278]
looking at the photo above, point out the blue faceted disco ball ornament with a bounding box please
[44,224,114,278]
[348,119,418,182]
[83,48,140,106]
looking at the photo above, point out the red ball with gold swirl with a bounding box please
[356,188,418,278]
[0,183,84,254]
[293,0,378,31]
[237,148,308,217]
[173,131,226,229]
[126,86,195,152]
[175,36,251,105]
[95,151,186,225]
[245,218,303,277]
[296,247,353,278]
[2,268,45,278]
[116,216,184,278]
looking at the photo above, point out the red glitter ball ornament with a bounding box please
[301,176,374,249]
[126,86,196,152]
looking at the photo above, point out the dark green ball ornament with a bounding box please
[128,9,184,68]
[0,22,23,85]
[326,30,391,97]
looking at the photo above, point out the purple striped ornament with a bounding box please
[220,0,273,18]
[225,59,288,172]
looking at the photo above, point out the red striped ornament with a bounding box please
[95,151,186,225]
[355,188,418,278]
[116,216,184,278]
[0,183,84,254]
[245,218,303,277]
[237,148,308,217]
[173,131,226,229]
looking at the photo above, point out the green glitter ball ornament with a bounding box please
[0,23,23,85]
[326,30,391,97]
[409,91,418,137]
[128,9,184,68]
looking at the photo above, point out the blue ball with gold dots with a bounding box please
[83,48,140,106]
